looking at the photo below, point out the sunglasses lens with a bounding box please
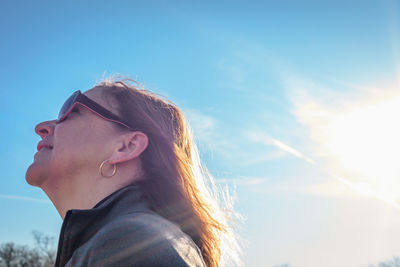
[58,91,80,121]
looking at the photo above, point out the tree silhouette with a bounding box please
[32,231,55,267]
[368,257,400,267]
[0,232,55,267]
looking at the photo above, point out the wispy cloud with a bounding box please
[282,74,400,210]
[245,120,400,210]
[205,40,400,210]
[246,131,315,164]
[0,194,51,204]
[183,109,240,160]
[332,175,400,210]
[216,175,312,196]
[238,149,287,166]
[216,173,400,206]
[217,177,267,186]
[183,108,291,169]
[300,175,400,209]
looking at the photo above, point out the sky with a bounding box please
[1,1,400,266]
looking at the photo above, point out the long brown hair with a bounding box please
[96,78,241,267]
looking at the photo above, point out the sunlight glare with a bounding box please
[298,91,400,202]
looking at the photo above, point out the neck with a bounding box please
[43,184,115,219]
[41,161,144,219]
[42,175,138,219]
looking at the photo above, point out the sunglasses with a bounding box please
[57,90,132,129]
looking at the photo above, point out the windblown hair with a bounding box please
[95,78,241,267]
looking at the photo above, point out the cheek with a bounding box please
[52,123,112,170]
[51,127,90,174]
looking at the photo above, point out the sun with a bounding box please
[297,89,400,204]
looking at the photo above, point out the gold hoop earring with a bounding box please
[99,159,117,178]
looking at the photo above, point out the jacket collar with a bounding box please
[55,185,151,267]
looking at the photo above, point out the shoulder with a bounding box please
[68,211,205,267]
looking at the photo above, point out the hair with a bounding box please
[94,78,241,267]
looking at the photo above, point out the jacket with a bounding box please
[54,185,206,267]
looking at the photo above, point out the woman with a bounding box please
[26,78,240,267]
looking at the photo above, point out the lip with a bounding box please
[37,141,53,152]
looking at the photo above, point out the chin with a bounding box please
[26,162,46,187]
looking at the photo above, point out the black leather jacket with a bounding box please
[55,185,205,267]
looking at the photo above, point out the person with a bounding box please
[26,78,240,267]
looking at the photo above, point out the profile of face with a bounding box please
[26,87,131,195]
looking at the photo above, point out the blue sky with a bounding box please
[1,1,400,266]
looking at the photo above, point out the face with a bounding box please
[26,87,122,191]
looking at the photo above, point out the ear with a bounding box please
[107,131,149,164]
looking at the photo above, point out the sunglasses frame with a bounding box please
[57,90,132,130]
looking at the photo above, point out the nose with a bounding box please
[35,120,56,138]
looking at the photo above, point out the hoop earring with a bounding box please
[99,159,117,178]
